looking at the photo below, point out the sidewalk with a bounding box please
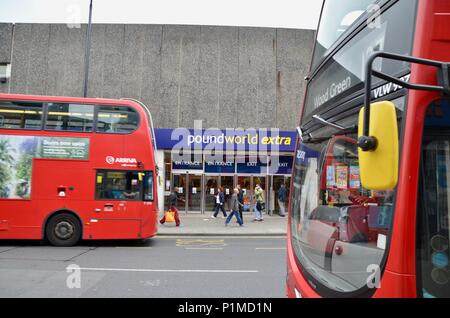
[156,212,287,236]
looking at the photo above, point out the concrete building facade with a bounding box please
[0,23,314,130]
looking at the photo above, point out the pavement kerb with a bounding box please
[156,233,286,237]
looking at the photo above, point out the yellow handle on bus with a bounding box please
[358,101,399,190]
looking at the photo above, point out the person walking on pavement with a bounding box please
[253,184,265,222]
[278,183,287,217]
[212,187,227,218]
[225,188,244,226]
[237,184,244,224]
[160,187,183,226]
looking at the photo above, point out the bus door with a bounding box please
[417,99,450,298]
[93,170,145,239]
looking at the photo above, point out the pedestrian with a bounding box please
[225,188,244,226]
[212,187,227,218]
[237,184,244,223]
[278,183,287,217]
[160,187,182,226]
[253,184,265,222]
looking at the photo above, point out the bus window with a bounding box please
[290,134,394,294]
[418,100,450,298]
[312,0,376,68]
[96,170,153,201]
[0,101,43,129]
[96,106,139,134]
[45,103,94,132]
[143,172,154,201]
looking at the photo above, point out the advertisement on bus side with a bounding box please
[0,135,89,199]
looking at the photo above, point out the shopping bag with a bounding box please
[164,211,175,223]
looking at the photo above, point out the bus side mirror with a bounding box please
[357,101,399,190]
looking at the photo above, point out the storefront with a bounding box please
[154,128,296,215]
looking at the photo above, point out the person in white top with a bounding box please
[211,187,227,218]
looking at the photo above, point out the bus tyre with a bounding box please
[46,213,81,247]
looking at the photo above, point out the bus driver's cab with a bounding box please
[287,0,450,298]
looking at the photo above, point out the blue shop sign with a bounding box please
[154,128,296,152]
[236,157,267,174]
[172,159,203,170]
[268,155,293,175]
[205,157,235,173]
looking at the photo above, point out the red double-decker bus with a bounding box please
[287,0,450,297]
[0,94,158,246]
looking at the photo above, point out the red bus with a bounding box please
[0,94,158,246]
[287,0,450,297]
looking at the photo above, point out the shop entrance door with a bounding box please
[172,173,203,214]
[237,175,267,213]
[187,174,202,213]
[204,175,219,214]
[270,175,291,216]
[172,174,187,213]
[220,175,234,210]
[237,176,252,212]
[253,175,267,216]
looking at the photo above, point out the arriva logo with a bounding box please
[106,156,115,164]
[105,156,138,165]
[116,158,138,164]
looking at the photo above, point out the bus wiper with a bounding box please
[296,126,304,141]
[312,114,345,130]
[297,121,357,144]
[296,127,328,144]
[297,127,323,143]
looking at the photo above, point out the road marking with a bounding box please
[255,247,286,250]
[185,247,223,250]
[77,267,258,273]
[176,239,227,248]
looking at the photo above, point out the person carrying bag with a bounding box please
[160,188,182,226]
[253,184,265,222]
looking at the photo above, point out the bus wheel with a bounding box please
[46,213,81,247]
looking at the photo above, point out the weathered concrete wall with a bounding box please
[0,23,13,93]
[0,23,315,129]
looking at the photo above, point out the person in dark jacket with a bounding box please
[160,187,183,226]
[212,187,227,218]
[237,184,244,223]
[278,183,287,217]
[225,188,243,226]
